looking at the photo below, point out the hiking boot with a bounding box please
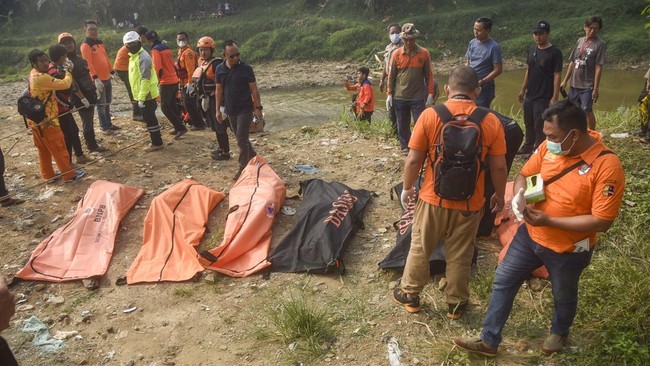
[88,145,108,153]
[391,288,422,313]
[64,169,85,183]
[174,130,188,140]
[109,124,121,131]
[101,129,115,135]
[401,148,409,156]
[144,144,164,152]
[0,196,25,207]
[453,336,497,357]
[75,155,91,164]
[447,302,467,320]
[541,334,567,355]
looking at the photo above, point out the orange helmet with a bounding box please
[197,36,215,49]
[58,32,74,44]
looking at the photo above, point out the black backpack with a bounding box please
[431,104,489,202]
[17,95,47,123]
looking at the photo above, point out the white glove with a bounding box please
[400,187,415,209]
[425,93,434,107]
[138,101,145,109]
[386,95,393,111]
[80,98,90,108]
[201,97,209,112]
[94,78,104,93]
[511,187,526,221]
[63,59,74,72]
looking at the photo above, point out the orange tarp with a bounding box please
[495,181,549,278]
[198,155,286,277]
[126,180,225,284]
[16,180,144,282]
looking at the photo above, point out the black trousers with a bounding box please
[159,84,187,132]
[116,69,140,117]
[229,111,257,170]
[0,336,18,366]
[141,100,163,146]
[359,111,373,122]
[0,147,8,197]
[206,99,229,153]
[70,93,99,150]
[478,124,524,236]
[523,97,550,149]
[59,112,83,159]
[182,86,205,127]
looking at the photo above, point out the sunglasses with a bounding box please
[227,52,240,59]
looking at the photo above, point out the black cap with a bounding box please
[532,20,550,33]
[144,30,159,41]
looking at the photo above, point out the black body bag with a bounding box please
[268,179,371,274]
[379,179,446,275]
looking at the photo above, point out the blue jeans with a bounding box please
[96,79,113,130]
[394,99,425,149]
[480,224,593,348]
[475,82,495,108]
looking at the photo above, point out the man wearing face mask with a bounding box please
[379,23,403,136]
[386,23,436,155]
[454,100,625,357]
[123,31,164,152]
[175,31,202,129]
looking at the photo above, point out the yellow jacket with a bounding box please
[28,69,73,127]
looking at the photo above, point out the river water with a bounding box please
[262,69,646,131]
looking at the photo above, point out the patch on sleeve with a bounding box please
[602,184,615,196]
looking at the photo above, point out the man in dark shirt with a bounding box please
[58,32,107,153]
[215,39,263,180]
[517,20,563,154]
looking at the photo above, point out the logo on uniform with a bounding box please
[602,185,615,196]
[578,164,592,175]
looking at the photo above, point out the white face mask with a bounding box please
[177,40,187,48]
[389,33,401,44]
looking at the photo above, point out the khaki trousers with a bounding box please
[401,199,481,305]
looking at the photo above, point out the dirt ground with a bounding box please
[0,61,551,366]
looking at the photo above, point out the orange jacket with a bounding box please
[113,45,130,71]
[176,46,197,86]
[80,38,112,80]
[151,42,179,85]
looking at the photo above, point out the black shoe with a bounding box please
[0,196,25,207]
[391,288,422,313]
[191,125,206,131]
[211,151,230,161]
[133,115,145,122]
[109,124,121,131]
[88,145,108,153]
[174,130,188,139]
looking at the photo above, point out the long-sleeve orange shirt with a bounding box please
[80,37,112,81]
[113,45,130,71]
[28,68,73,127]
[151,42,179,85]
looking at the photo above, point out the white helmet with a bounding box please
[123,31,140,44]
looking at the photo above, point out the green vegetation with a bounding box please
[0,0,648,81]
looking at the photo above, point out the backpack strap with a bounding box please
[467,106,489,125]
[432,104,453,123]
[545,150,614,186]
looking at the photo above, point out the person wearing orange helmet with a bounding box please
[192,36,230,160]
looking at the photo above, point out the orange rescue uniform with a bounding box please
[520,131,625,253]
[176,46,197,86]
[151,42,179,85]
[113,45,130,72]
[80,38,112,81]
[408,99,506,211]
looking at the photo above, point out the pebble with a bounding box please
[204,273,216,283]
[388,281,399,290]
[16,304,34,312]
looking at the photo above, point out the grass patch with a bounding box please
[337,105,395,140]
[172,287,194,298]
[267,295,335,361]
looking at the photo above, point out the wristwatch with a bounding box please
[255,105,263,110]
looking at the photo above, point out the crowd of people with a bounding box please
[0,14,630,362]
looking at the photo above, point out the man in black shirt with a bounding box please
[215,40,263,180]
[517,21,563,154]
